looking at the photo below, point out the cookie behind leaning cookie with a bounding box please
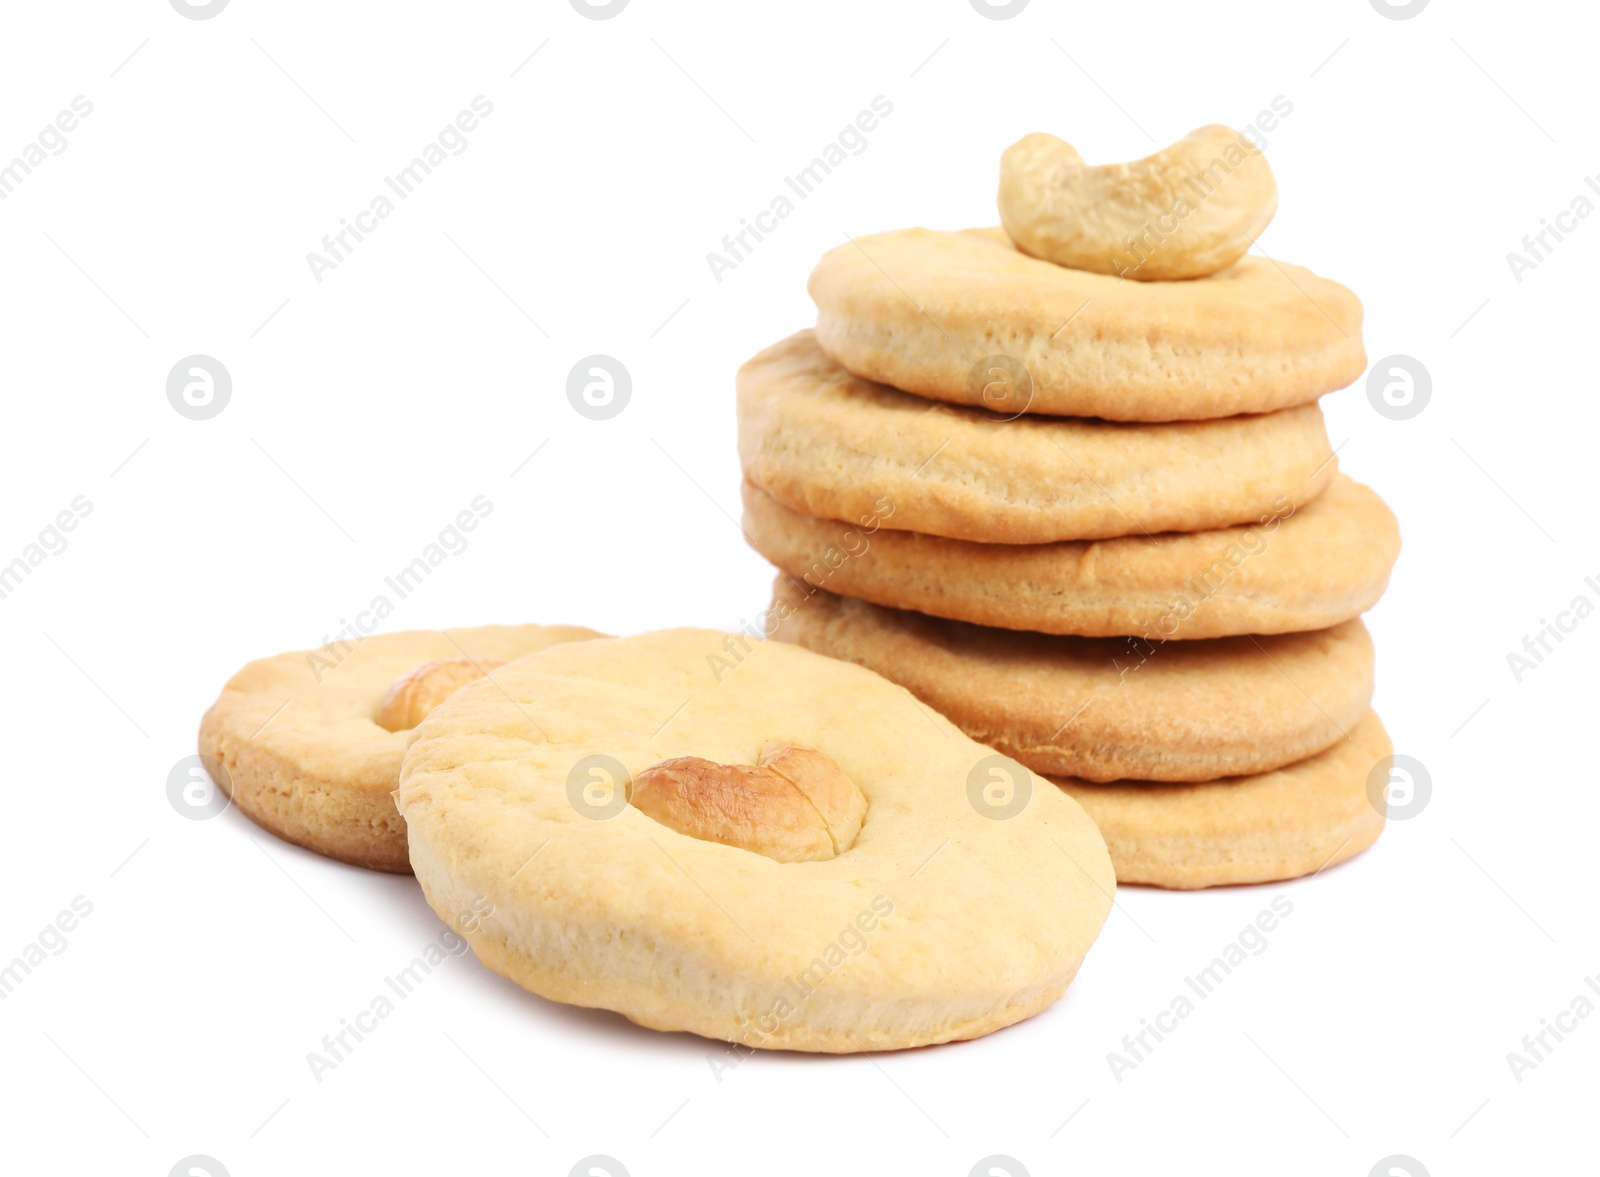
[199,624,603,872]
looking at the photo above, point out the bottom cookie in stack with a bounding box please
[199,624,604,872]
[770,583,1389,889]
[1052,714,1388,889]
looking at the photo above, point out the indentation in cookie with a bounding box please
[374,657,504,732]
[630,744,867,862]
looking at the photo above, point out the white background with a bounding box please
[1,0,1594,1173]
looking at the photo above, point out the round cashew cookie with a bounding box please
[771,584,1374,782]
[198,624,603,872]
[396,629,1115,1053]
[809,227,1365,421]
[738,330,1338,544]
[1053,710,1391,889]
[743,472,1399,640]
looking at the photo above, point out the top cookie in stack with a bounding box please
[738,125,1402,889]
[806,224,1364,423]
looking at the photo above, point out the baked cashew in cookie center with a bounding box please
[375,657,504,732]
[630,744,867,863]
[998,125,1277,280]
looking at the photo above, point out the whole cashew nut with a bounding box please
[630,743,867,862]
[998,125,1277,280]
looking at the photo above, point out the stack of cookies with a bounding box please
[741,126,1402,889]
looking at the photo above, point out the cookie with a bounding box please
[396,629,1115,1052]
[198,624,603,872]
[809,227,1365,421]
[738,330,1338,544]
[771,584,1374,782]
[742,472,1399,640]
[1053,710,1391,888]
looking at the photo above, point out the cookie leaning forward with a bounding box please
[810,227,1365,421]
[772,584,1374,782]
[198,625,602,872]
[744,473,1399,640]
[739,330,1338,543]
[1053,710,1392,889]
[396,629,1115,1052]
